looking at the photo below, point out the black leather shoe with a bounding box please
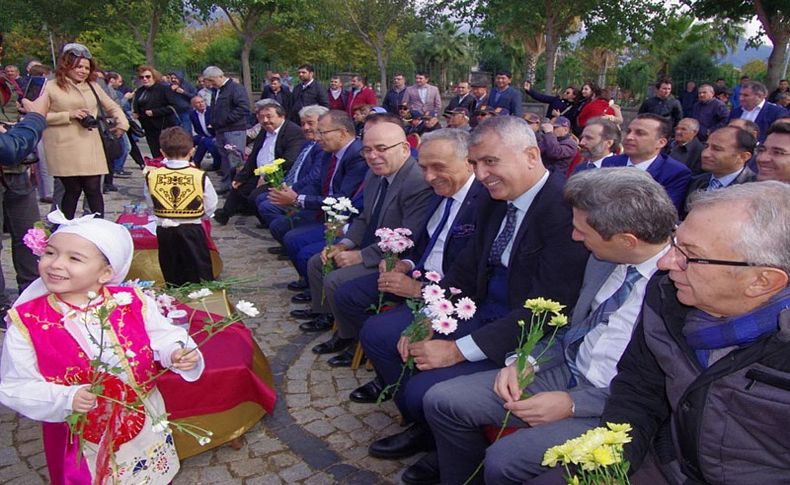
[402,452,439,485]
[312,333,353,354]
[299,315,334,332]
[290,309,319,320]
[368,425,434,459]
[287,279,308,291]
[267,246,284,254]
[102,184,118,193]
[291,291,312,303]
[213,210,229,225]
[327,350,354,367]
[350,377,390,403]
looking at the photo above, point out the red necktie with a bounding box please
[322,155,338,195]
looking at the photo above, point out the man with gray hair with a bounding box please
[365,116,589,483]
[423,168,677,484]
[597,181,790,484]
[202,65,251,193]
[729,80,788,142]
[670,117,704,174]
[328,128,488,391]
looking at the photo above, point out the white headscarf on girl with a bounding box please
[14,209,134,305]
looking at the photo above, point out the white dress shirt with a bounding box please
[627,155,658,171]
[740,100,765,122]
[455,171,550,362]
[196,110,209,135]
[257,124,282,168]
[420,175,475,277]
[575,245,670,387]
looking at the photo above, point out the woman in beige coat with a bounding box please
[43,43,128,219]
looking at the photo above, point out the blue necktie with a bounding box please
[488,203,518,266]
[284,142,315,186]
[416,198,454,269]
[565,265,643,381]
[707,178,723,191]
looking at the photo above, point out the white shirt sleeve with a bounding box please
[202,177,218,218]
[0,324,81,422]
[141,293,205,382]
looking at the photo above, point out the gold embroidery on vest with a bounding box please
[146,167,205,218]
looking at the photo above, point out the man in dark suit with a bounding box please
[213,101,305,225]
[265,110,367,245]
[683,126,757,217]
[572,118,619,173]
[189,95,220,170]
[443,81,476,118]
[299,118,434,333]
[363,116,589,474]
[669,117,704,174]
[756,121,790,183]
[255,104,329,229]
[422,169,677,485]
[319,128,489,370]
[602,113,692,211]
[729,80,788,142]
[288,64,329,123]
[259,75,292,114]
[488,70,523,117]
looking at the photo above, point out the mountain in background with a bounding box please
[718,39,772,67]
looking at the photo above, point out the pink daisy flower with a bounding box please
[455,297,477,320]
[432,317,458,335]
[422,284,445,303]
[425,271,442,283]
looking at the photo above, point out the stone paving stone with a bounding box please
[279,462,313,482]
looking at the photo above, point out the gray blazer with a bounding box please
[534,256,619,417]
[345,156,434,268]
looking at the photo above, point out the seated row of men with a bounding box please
[226,99,788,483]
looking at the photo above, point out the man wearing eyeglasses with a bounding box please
[584,181,790,485]
[422,168,675,485]
[299,117,433,336]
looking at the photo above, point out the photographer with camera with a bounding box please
[42,43,128,219]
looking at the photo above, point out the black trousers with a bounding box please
[156,224,214,287]
[222,177,267,217]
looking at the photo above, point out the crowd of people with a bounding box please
[1,35,790,485]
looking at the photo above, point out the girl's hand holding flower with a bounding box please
[72,387,97,413]
[170,348,199,371]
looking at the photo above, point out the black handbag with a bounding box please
[87,83,124,163]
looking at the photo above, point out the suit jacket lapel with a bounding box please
[570,257,617,326]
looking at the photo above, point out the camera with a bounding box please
[79,115,115,130]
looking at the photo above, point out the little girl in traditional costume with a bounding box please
[0,210,205,484]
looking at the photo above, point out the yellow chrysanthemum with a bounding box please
[272,158,286,165]
[523,297,565,315]
[548,314,568,327]
[541,446,562,467]
[606,422,632,433]
[591,446,617,467]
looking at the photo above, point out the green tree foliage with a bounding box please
[669,48,720,87]
[741,59,768,80]
[685,0,790,88]
[409,22,475,91]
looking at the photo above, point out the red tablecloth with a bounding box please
[157,303,276,418]
[115,213,218,252]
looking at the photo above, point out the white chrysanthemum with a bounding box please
[198,436,212,446]
[87,291,98,300]
[424,271,442,283]
[422,284,445,303]
[187,288,213,300]
[322,197,338,205]
[235,300,260,318]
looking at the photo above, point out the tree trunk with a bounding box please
[597,52,609,87]
[766,37,789,91]
[523,51,537,83]
[543,31,559,92]
[145,8,161,65]
[375,34,388,101]
[241,35,254,100]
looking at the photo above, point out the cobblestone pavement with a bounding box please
[0,162,421,484]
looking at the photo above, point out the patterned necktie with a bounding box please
[707,178,723,191]
[285,142,315,186]
[322,154,339,195]
[565,265,643,381]
[488,203,518,266]
[416,198,454,269]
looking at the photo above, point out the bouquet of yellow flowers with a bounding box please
[542,422,632,485]
[253,158,287,187]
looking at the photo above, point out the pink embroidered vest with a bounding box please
[7,286,160,393]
